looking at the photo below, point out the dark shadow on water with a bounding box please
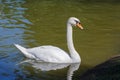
[78,56,120,80]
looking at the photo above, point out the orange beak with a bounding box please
[76,23,83,29]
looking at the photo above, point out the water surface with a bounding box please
[0,0,120,80]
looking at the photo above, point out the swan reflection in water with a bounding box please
[19,60,80,80]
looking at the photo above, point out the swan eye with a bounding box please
[74,20,80,24]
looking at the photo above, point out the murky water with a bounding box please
[0,0,120,80]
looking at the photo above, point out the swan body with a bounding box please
[14,17,83,63]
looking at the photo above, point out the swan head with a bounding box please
[68,17,83,29]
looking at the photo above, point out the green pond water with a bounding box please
[0,0,120,80]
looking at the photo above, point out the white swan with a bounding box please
[14,17,83,63]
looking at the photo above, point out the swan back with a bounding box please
[27,46,72,63]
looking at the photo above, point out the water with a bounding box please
[0,0,120,80]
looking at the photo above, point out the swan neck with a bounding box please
[67,23,80,62]
[67,24,75,52]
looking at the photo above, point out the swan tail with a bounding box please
[14,44,35,59]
